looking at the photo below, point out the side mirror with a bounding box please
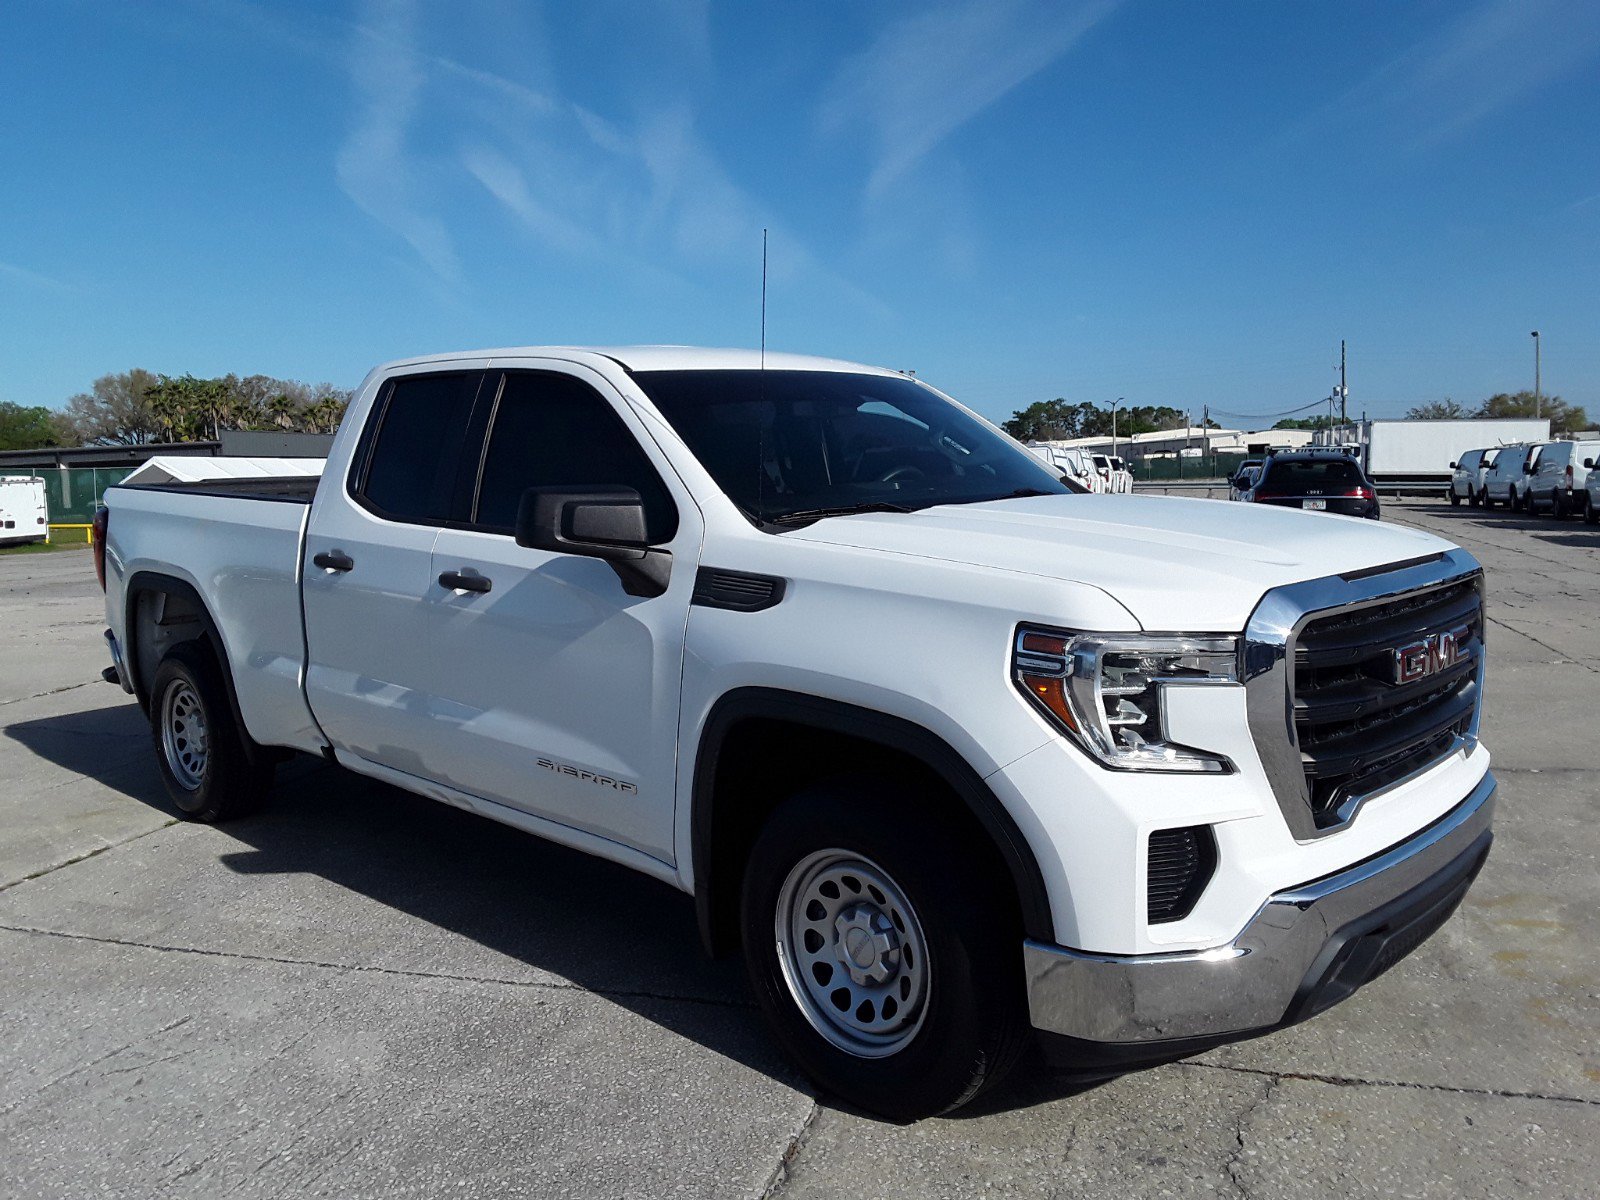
[1586,459,1595,470]
[1448,461,1457,469]
[1523,463,1535,475]
[516,486,671,598]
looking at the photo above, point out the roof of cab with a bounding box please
[371,346,904,377]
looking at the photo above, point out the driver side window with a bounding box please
[472,371,678,542]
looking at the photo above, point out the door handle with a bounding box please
[313,550,355,572]
[439,570,492,594]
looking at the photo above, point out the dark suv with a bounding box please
[1238,451,1380,519]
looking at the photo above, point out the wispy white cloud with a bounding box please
[0,260,74,293]
[820,0,1118,198]
[1292,0,1600,150]
[335,0,460,284]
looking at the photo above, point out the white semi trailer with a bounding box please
[1317,419,1551,491]
[0,475,49,545]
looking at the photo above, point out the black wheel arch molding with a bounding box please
[690,686,1057,956]
[121,571,273,768]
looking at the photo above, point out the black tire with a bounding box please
[1509,487,1522,512]
[149,640,274,822]
[1586,495,1599,526]
[740,782,1029,1120]
[1468,488,1481,508]
[1478,488,1493,509]
[1551,490,1568,519]
[1448,489,1460,506]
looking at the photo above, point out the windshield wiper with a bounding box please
[768,501,920,524]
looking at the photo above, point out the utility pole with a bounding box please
[1531,331,1541,419]
[1339,339,1347,429]
[1111,396,1122,458]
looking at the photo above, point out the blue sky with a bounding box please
[3,0,1598,427]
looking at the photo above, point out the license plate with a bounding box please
[1303,499,1327,510]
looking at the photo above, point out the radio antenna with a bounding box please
[760,228,768,368]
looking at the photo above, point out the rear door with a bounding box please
[302,366,489,773]
[419,362,702,862]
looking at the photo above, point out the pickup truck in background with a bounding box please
[97,347,1496,1119]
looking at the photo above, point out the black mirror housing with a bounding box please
[516,487,671,598]
[1586,458,1595,470]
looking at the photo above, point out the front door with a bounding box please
[420,364,700,863]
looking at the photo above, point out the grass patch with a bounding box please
[0,539,90,556]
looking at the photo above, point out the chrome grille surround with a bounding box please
[1242,548,1485,842]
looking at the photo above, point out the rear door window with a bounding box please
[471,370,678,542]
[1262,459,1364,489]
[356,371,485,524]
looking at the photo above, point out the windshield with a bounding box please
[632,370,1072,524]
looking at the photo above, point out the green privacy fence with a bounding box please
[1131,453,1250,482]
[39,467,135,524]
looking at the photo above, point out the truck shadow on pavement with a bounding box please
[1418,505,1600,544]
[6,697,1106,1120]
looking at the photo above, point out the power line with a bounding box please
[1207,396,1334,422]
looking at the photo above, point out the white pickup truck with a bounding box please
[97,347,1495,1119]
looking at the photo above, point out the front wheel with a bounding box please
[741,783,1028,1120]
[1448,488,1460,506]
[150,641,274,821]
[1586,495,1599,526]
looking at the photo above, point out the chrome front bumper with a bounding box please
[1025,770,1495,1044]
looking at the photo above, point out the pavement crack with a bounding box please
[1184,1060,1600,1109]
[1222,1072,1277,1200]
[1483,615,1597,672]
[759,1100,821,1198]
[0,923,753,1011]
[0,821,178,893]
[0,679,104,708]
[0,1014,193,1119]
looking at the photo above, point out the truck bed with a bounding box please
[116,476,320,504]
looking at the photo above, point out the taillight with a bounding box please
[92,506,109,591]
[1342,487,1375,500]
[1565,466,1574,486]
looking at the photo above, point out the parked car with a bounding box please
[1108,456,1133,493]
[1525,439,1600,519]
[1089,453,1114,493]
[1236,450,1380,519]
[1481,442,1545,511]
[1228,458,1265,501]
[1586,452,1600,525]
[1447,449,1491,507]
[1028,444,1095,492]
[97,346,1495,1120]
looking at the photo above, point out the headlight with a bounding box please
[1013,627,1238,773]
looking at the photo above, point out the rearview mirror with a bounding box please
[516,486,671,598]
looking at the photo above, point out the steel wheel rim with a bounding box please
[160,680,209,791]
[773,849,930,1058]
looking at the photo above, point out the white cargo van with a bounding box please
[1526,440,1600,519]
[0,476,49,545]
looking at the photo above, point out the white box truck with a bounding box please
[1320,419,1551,490]
[0,475,49,545]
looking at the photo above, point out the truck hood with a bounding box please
[786,494,1454,631]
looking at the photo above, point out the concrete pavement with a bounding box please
[1,507,1595,1198]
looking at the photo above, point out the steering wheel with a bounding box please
[874,463,928,483]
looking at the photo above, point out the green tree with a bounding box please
[1405,399,1467,419]
[1273,416,1337,431]
[0,401,67,450]
[1476,390,1588,434]
[59,370,164,445]
[1003,399,1079,441]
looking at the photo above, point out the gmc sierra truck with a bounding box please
[96,348,1494,1119]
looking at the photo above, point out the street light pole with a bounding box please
[1531,331,1541,419]
[1111,396,1123,458]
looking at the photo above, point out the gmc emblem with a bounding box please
[1393,626,1470,684]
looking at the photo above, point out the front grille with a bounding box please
[1147,826,1216,923]
[1292,578,1482,830]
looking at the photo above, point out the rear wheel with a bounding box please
[1551,490,1568,519]
[741,782,1029,1120]
[1468,487,1481,508]
[1479,488,1493,509]
[1448,488,1460,506]
[1509,487,1522,512]
[150,641,274,822]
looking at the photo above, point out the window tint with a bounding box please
[361,372,483,523]
[1262,458,1365,488]
[475,371,677,542]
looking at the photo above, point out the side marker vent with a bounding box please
[692,568,786,612]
